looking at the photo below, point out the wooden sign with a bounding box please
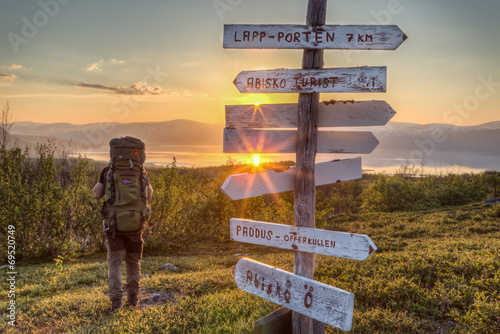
[234,258,354,331]
[233,67,386,93]
[221,158,361,200]
[223,129,378,153]
[230,219,377,260]
[224,24,407,50]
[226,100,396,128]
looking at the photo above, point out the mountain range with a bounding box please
[8,119,500,170]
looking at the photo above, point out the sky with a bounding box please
[1,0,499,127]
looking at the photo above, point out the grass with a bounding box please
[1,204,499,333]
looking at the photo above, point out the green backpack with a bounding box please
[102,136,151,236]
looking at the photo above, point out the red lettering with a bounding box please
[279,79,286,88]
[246,78,253,89]
[246,270,252,284]
[277,32,284,42]
[329,77,338,88]
[347,33,354,42]
[326,32,335,42]
[358,34,365,42]
[267,231,273,241]
[234,31,241,42]
[243,31,250,41]
[236,225,241,235]
[260,31,266,42]
[315,31,323,43]
[252,31,259,41]
[303,31,312,42]
[285,33,293,42]
[294,32,300,43]
[366,34,373,42]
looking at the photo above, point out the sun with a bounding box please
[252,154,261,166]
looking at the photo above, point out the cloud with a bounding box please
[0,73,17,79]
[86,59,104,72]
[76,81,164,95]
[86,58,126,72]
[111,58,125,64]
[9,64,23,69]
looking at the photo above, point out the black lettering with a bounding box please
[347,33,354,42]
[366,34,373,42]
[252,31,259,41]
[358,34,365,42]
[285,33,293,42]
[260,31,266,42]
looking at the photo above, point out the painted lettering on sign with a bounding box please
[233,67,387,93]
[234,258,354,331]
[230,219,377,261]
[224,24,407,50]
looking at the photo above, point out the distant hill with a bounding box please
[8,119,500,170]
[10,119,223,151]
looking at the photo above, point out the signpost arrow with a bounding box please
[221,158,361,200]
[233,67,386,93]
[223,129,378,154]
[226,100,396,128]
[224,24,407,50]
[230,219,377,260]
[234,258,354,331]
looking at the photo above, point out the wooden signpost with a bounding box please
[221,0,406,332]
[225,101,396,128]
[224,24,407,50]
[221,158,361,200]
[223,129,378,154]
[233,67,387,93]
[230,219,377,260]
[234,258,354,332]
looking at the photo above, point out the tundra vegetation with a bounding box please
[0,143,499,333]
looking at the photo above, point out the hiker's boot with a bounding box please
[127,293,138,307]
[111,298,122,311]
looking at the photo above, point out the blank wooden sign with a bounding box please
[223,129,378,154]
[221,158,361,200]
[225,100,396,128]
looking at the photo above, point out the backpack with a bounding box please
[102,136,151,236]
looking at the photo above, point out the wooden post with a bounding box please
[293,0,327,333]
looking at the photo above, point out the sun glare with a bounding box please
[252,154,261,166]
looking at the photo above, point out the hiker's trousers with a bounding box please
[105,232,143,302]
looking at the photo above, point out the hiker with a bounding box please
[93,137,153,310]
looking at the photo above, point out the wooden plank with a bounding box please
[224,24,407,50]
[220,158,362,200]
[223,129,378,154]
[225,100,396,128]
[230,219,377,260]
[293,2,327,332]
[234,258,354,332]
[233,67,386,93]
[253,308,325,334]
